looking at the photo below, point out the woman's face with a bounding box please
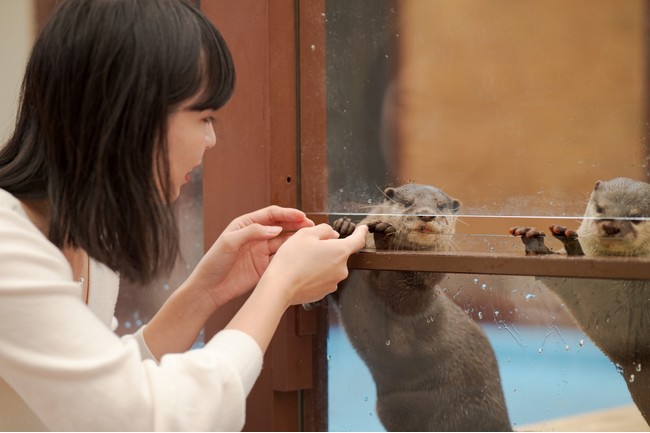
[165,99,217,200]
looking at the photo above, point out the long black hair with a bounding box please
[0,0,235,284]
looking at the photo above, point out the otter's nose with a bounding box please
[419,215,435,222]
[600,220,621,236]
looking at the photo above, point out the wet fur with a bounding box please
[333,184,511,431]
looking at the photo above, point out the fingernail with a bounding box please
[267,226,282,235]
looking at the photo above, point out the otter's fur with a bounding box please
[333,184,511,432]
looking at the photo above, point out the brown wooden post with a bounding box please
[297,0,329,430]
[201,0,316,430]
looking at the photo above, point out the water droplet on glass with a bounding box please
[637,364,642,372]
[565,345,570,351]
[385,339,391,346]
[538,348,544,354]
[616,363,624,376]
[163,282,170,290]
[579,339,585,347]
[630,374,636,383]
[327,354,332,361]
[481,283,487,290]
[478,311,484,320]
[473,278,479,284]
[525,293,536,301]
[363,396,369,402]
[367,199,373,204]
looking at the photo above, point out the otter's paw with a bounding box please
[332,217,356,238]
[367,221,397,236]
[367,221,397,250]
[509,226,556,255]
[549,225,584,256]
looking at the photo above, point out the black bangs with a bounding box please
[186,7,236,112]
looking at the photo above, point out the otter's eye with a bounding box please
[595,205,604,214]
[402,199,414,208]
[630,215,643,225]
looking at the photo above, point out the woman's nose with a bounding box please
[205,123,216,149]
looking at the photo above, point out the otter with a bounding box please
[332,183,512,432]
[510,177,650,425]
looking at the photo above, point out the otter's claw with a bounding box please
[367,221,397,236]
[367,221,397,250]
[332,217,357,238]
[509,226,556,255]
[549,224,584,256]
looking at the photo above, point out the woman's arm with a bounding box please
[225,223,368,352]
[143,206,367,359]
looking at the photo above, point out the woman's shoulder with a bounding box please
[0,188,72,282]
[0,188,25,215]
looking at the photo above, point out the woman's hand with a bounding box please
[189,205,315,310]
[258,223,369,307]
[225,222,368,352]
[146,208,366,359]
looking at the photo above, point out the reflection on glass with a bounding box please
[323,0,650,431]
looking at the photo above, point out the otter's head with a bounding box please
[369,183,461,251]
[577,177,650,256]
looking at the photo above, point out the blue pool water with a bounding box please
[328,324,633,431]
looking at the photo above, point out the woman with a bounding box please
[0,0,367,430]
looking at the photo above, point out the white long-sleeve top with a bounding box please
[0,188,264,431]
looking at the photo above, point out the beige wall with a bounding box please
[397,0,647,225]
[0,0,35,142]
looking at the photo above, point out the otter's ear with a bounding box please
[594,180,603,191]
[451,199,461,213]
[384,187,396,199]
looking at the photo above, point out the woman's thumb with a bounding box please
[344,224,368,252]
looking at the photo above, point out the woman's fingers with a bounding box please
[238,206,314,230]
[220,223,282,252]
[340,224,368,252]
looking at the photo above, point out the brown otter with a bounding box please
[510,177,650,425]
[332,183,511,432]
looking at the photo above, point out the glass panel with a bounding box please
[327,273,647,431]
[322,0,650,244]
[318,0,650,431]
